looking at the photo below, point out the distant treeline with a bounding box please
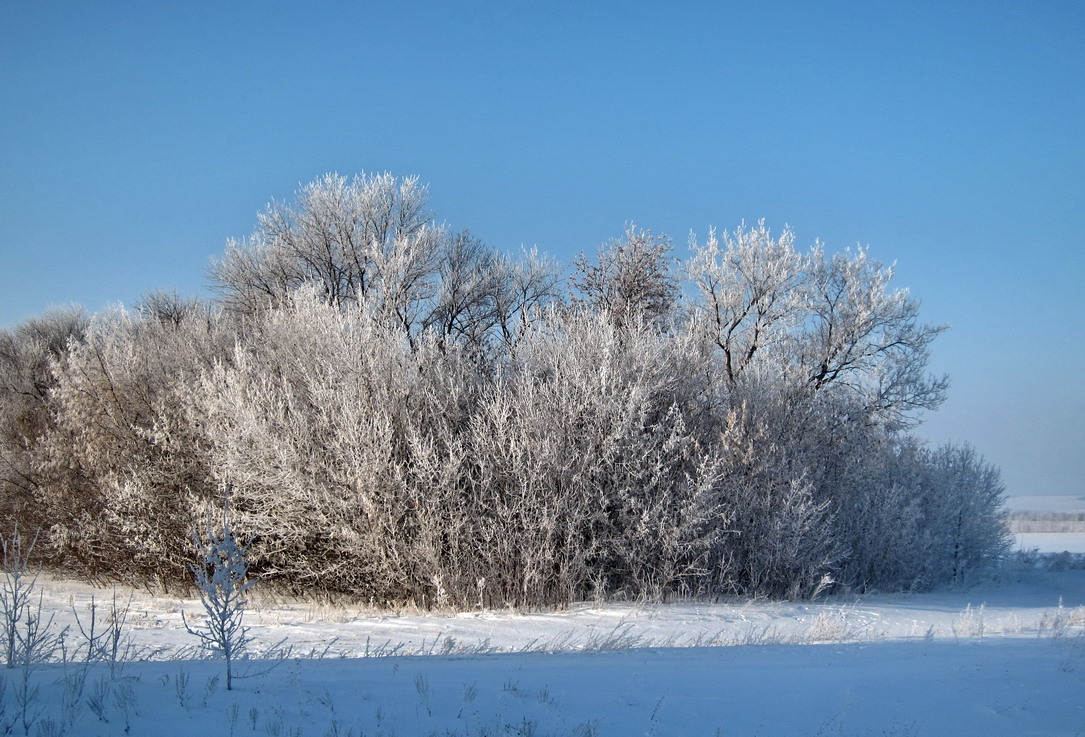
[1007,511,1085,533]
[0,173,1010,607]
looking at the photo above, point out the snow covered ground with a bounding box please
[1016,533,1085,555]
[5,558,1084,736]
[1007,495,1085,554]
[22,636,1084,737]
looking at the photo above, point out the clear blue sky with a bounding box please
[2,1,1083,497]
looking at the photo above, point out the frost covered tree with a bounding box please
[0,308,87,532]
[688,221,947,426]
[920,443,1011,584]
[211,172,560,350]
[183,487,253,691]
[572,225,681,328]
[801,245,948,427]
[687,221,805,388]
[210,172,441,317]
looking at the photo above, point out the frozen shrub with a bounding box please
[0,174,1012,605]
[30,305,230,583]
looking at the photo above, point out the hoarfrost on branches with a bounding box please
[183,492,254,690]
[0,173,1011,607]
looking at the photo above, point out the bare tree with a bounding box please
[493,248,563,347]
[134,289,211,328]
[425,230,501,349]
[424,236,561,356]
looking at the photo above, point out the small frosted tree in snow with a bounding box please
[183,485,253,690]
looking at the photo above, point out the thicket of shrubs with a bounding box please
[0,173,1010,607]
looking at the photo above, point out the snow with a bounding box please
[1016,533,1085,555]
[1007,495,1085,553]
[29,639,1084,737]
[10,561,1085,736]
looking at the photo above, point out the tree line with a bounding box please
[0,172,1009,607]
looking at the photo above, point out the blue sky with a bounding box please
[2,1,1083,497]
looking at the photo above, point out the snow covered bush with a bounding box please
[0,174,1012,605]
[0,307,87,532]
[27,303,231,583]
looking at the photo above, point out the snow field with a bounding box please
[1007,495,1085,553]
[6,560,1085,736]
[17,636,1085,737]
[1015,533,1085,555]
